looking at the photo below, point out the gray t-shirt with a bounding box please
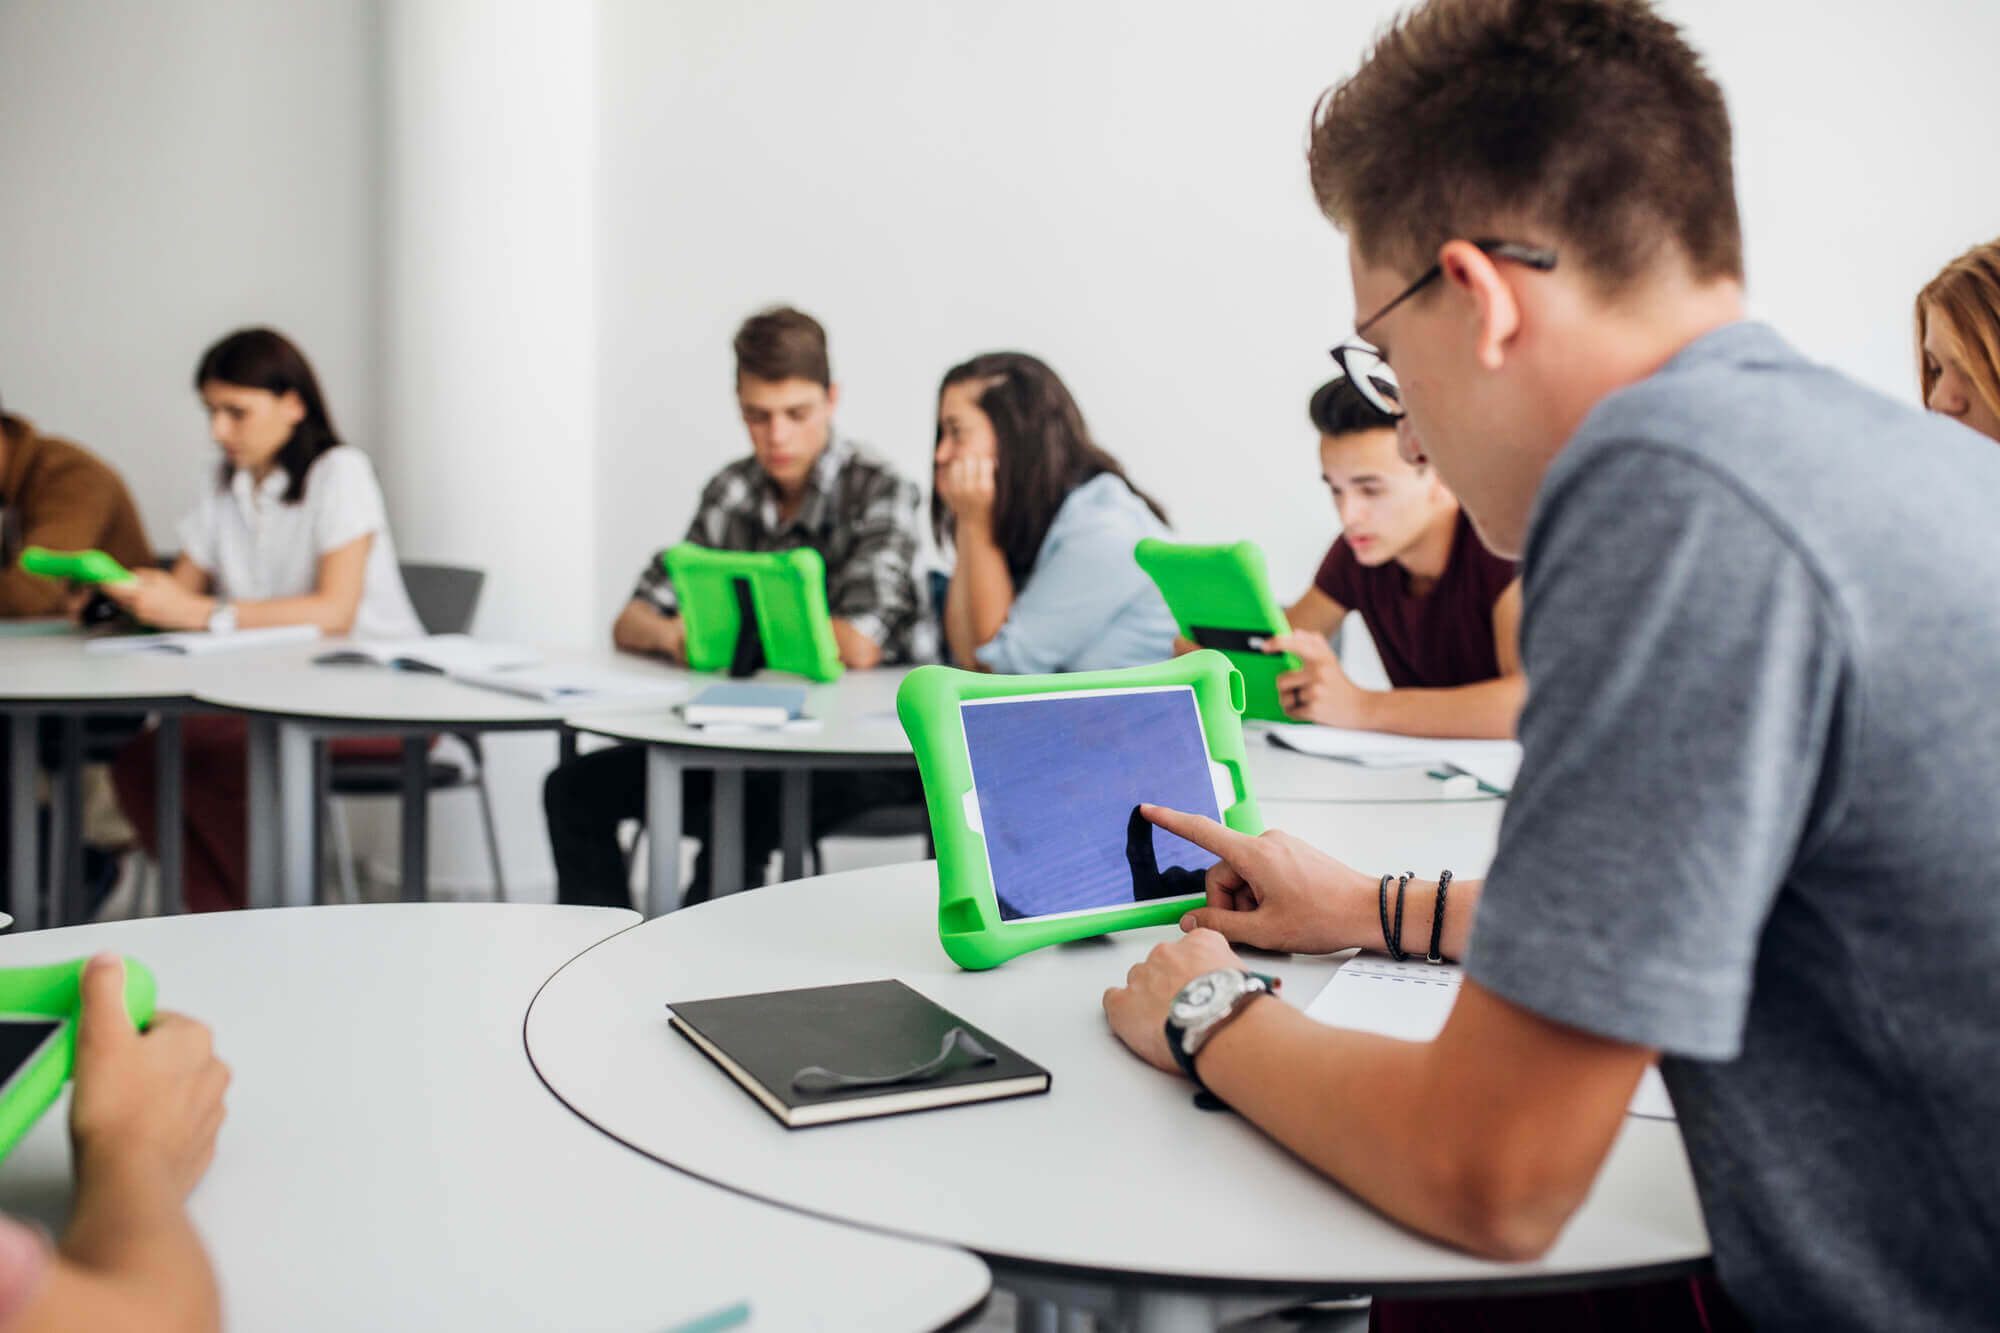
[1466,322,2000,1331]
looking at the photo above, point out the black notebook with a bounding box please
[666,979,1051,1128]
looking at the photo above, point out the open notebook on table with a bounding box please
[1305,956,1675,1120]
[314,634,539,675]
[1263,725,1523,795]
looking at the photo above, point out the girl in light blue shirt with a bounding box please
[931,352,1178,673]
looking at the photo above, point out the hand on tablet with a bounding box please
[1265,631,1367,727]
[1138,805,1378,955]
[70,954,230,1204]
[99,570,210,633]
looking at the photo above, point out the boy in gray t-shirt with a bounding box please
[1101,3,2000,1330]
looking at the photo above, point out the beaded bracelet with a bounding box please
[1427,869,1453,963]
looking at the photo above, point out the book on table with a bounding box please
[679,682,808,728]
[667,979,1051,1128]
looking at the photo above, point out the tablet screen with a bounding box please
[960,686,1223,923]
[0,1018,62,1098]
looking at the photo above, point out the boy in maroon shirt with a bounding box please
[1268,374,1523,739]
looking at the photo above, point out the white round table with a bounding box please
[191,647,693,908]
[0,903,990,1331]
[569,666,917,915]
[0,634,213,926]
[526,866,1708,1332]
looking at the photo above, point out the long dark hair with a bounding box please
[933,352,1169,582]
[196,327,342,505]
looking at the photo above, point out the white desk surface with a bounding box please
[0,904,990,1332]
[190,644,694,726]
[0,633,205,703]
[526,866,1707,1295]
[571,664,916,757]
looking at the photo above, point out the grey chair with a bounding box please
[318,564,507,902]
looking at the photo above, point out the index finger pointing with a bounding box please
[1138,804,1253,861]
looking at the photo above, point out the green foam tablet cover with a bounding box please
[18,547,134,586]
[0,958,157,1161]
[898,651,1263,970]
[661,544,844,683]
[1133,538,1301,724]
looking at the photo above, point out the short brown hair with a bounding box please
[1917,239,2000,426]
[1309,0,1742,292]
[733,306,831,388]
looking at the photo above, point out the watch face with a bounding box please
[1170,969,1244,1027]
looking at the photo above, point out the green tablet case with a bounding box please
[661,544,844,684]
[18,547,135,586]
[897,651,1263,970]
[1133,538,1301,724]
[0,958,157,1161]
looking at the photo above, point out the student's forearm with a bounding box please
[1194,1003,1529,1255]
[1350,673,1525,740]
[26,1159,221,1333]
[945,526,1013,669]
[231,594,361,636]
[830,618,884,670]
[1196,982,1644,1262]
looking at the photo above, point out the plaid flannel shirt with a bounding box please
[632,435,931,663]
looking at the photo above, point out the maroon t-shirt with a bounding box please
[1312,509,1517,689]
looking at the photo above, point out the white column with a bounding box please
[368,0,601,899]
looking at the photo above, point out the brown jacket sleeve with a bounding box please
[1,438,154,617]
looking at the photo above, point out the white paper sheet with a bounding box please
[86,624,322,656]
[1304,957,1675,1120]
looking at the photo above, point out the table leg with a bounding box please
[278,721,316,909]
[711,767,745,897]
[245,716,278,909]
[7,713,39,931]
[399,736,428,902]
[644,746,683,917]
[50,718,83,926]
[155,714,183,915]
[780,768,809,880]
[559,726,578,767]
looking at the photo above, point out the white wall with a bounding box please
[596,0,2000,636]
[0,0,381,549]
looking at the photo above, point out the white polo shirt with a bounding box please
[177,445,424,642]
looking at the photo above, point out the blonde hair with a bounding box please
[1916,239,2000,424]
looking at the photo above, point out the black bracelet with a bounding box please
[1428,870,1453,963]
[1391,871,1415,963]
[1377,873,1399,959]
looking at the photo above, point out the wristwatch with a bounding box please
[1165,968,1280,1092]
[207,601,237,635]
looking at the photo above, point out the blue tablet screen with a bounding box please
[960,687,1222,922]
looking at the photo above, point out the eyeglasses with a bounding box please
[1331,239,1559,419]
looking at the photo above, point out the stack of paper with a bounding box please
[85,625,322,656]
[1264,725,1523,794]
[1304,957,1675,1120]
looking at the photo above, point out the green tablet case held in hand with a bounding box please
[17,547,135,586]
[1133,538,1300,724]
[0,958,157,1161]
[898,651,1264,970]
[661,544,844,683]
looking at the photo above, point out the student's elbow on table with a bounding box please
[1431,1148,1585,1262]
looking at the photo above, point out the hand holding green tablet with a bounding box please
[18,546,136,586]
[0,956,157,1161]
